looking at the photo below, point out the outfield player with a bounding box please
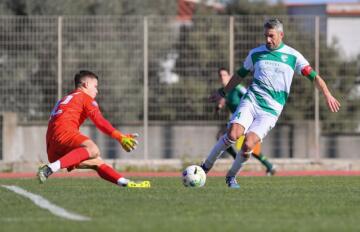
[37,70,147,187]
[215,67,275,176]
[201,18,340,188]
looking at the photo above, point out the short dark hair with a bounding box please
[217,67,229,76]
[74,70,98,88]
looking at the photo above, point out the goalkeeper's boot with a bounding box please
[200,162,210,174]
[225,176,240,189]
[119,178,151,188]
[266,165,277,176]
[127,180,151,188]
[37,165,53,184]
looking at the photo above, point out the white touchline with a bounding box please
[1,185,91,221]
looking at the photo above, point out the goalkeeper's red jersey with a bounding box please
[47,89,115,140]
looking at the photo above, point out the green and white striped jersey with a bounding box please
[237,42,310,116]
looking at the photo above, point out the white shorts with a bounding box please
[229,99,278,141]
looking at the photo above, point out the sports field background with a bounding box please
[1,174,359,232]
[1,15,360,164]
[1,6,360,232]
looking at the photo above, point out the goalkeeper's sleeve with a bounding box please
[89,110,116,136]
[88,110,139,152]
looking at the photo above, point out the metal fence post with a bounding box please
[314,16,320,161]
[229,16,234,74]
[143,16,149,160]
[57,16,63,100]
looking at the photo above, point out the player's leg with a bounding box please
[223,101,255,188]
[226,134,246,160]
[225,110,278,188]
[201,123,244,173]
[38,136,96,183]
[201,102,253,173]
[78,158,150,188]
[252,143,275,175]
[226,146,237,159]
[217,125,237,159]
[226,131,260,188]
[77,158,131,187]
[48,139,98,172]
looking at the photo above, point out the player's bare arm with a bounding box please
[216,98,226,111]
[224,73,242,93]
[314,75,341,113]
[209,73,242,102]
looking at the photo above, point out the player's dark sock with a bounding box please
[59,147,90,169]
[97,164,123,185]
[253,153,273,171]
[226,146,237,159]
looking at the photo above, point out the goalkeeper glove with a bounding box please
[111,130,139,152]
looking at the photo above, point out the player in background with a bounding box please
[215,67,275,176]
[38,70,149,188]
[201,18,340,188]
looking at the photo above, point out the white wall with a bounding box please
[327,17,360,59]
[2,113,360,162]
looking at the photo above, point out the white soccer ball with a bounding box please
[182,165,206,187]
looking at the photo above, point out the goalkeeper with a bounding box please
[38,70,146,187]
[214,68,275,176]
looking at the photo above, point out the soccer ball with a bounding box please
[182,165,206,187]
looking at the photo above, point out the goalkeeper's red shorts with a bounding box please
[46,129,89,163]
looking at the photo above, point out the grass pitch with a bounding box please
[0,176,359,232]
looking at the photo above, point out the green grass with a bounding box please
[0,176,359,232]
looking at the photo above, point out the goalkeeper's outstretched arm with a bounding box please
[89,110,138,152]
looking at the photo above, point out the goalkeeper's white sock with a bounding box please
[226,150,252,177]
[48,160,60,173]
[204,134,235,170]
[117,177,130,186]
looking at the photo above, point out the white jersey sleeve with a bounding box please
[243,51,254,71]
[238,84,247,95]
[294,51,310,75]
